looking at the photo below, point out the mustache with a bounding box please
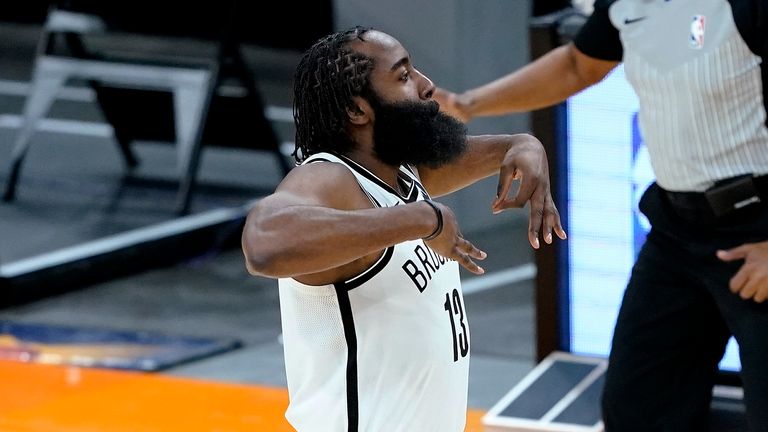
[424,100,440,116]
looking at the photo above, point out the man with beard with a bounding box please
[240,26,565,432]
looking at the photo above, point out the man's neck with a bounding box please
[344,149,402,191]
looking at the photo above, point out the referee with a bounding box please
[435,0,768,430]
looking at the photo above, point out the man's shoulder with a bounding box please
[283,158,358,189]
[265,160,370,215]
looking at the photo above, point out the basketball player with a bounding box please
[241,26,565,432]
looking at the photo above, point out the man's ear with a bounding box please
[347,96,372,125]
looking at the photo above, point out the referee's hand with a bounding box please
[717,240,768,303]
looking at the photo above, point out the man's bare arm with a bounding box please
[241,162,485,279]
[435,43,619,122]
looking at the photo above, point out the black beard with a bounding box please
[369,97,467,168]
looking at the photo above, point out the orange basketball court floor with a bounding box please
[0,360,486,431]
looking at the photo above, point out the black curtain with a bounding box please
[532,0,573,17]
[0,0,333,51]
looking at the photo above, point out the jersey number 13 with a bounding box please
[444,288,469,362]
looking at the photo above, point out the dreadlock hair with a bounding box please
[293,26,375,163]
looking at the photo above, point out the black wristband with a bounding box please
[422,199,443,241]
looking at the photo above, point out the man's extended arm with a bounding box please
[241,162,486,281]
[434,43,619,122]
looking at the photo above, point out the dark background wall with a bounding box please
[0,0,335,51]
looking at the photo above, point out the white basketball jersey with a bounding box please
[278,152,470,432]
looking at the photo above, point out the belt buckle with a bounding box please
[704,174,761,218]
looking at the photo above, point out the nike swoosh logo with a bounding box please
[624,16,646,24]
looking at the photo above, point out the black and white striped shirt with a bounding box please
[575,0,768,191]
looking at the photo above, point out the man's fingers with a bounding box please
[493,169,517,213]
[743,268,768,302]
[734,268,768,303]
[454,238,485,274]
[753,286,768,303]
[738,276,758,300]
[432,237,486,274]
[554,222,567,240]
[433,87,449,105]
[528,232,540,249]
[543,198,555,244]
[545,195,566,240]
[543,220,553,244]
[498,175,537,211]
[459,238,487,260]
[528,224,541,249]
[455,251,485,275]
[730,266,749,294]
[717,245,750,261]
[550,215,567,240]
[527,196,545,249]
[433,88,469,123]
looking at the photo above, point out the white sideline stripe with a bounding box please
[483,354,561,419]
[0,114,114,137]
[461,263,537,295]
[713,385,744,400]
[0,78,293,122]
[540,361,608,422]
[0,206,248,278]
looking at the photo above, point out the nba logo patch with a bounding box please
[690,15,705,49]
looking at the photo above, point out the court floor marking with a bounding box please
[0,204,250,278]
[461,263,537,295]
[0,114,112,137]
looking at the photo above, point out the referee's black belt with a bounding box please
[660,174,768,223]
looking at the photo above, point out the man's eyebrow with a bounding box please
[389,56,410,72]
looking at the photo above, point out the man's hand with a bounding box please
[434,87,471,123]
[424,201,487,275]
[494,135,566,249]
[717,240,768,303]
